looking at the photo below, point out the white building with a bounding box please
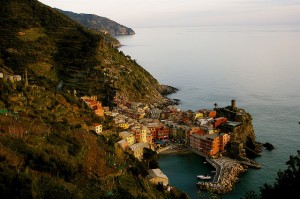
[90,123,102,134]
[146,169,169,186]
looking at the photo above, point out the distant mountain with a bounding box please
[0,0,180,198]
[57,9,135,36]
[0,0,170,105]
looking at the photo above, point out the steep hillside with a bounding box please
[0,0,183,198]
[0,0,170,107]
[57,9,135,36]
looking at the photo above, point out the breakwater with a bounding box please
[187,148,248,193]
[198,157,246,194]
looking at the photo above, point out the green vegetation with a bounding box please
[0,0,166,106]
[0,0,183,198]
[243,150,300,199]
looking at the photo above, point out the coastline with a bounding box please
[198,157,246,194]
[158,144,192,155]
[159,144,247,194]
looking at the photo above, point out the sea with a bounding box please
[116,25,300,199]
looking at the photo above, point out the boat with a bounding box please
[197,175,211,180]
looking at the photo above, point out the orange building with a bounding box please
[213,117,228,128]
[146,123,169,141]
[197,109,216,118]
[208,110,217,118]
[187,127,205,144]
[190,133,230,156]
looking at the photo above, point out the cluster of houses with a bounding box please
[0,72,240,161]
[106,97,244,187]
[86,95,242,162]
[0,72,244,188]
[0,72,22,82]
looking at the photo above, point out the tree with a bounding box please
[244,150,300,199]
[143,148,159,169]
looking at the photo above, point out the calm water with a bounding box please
[117,26,300,198]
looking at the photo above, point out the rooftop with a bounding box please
[147,168,168,179]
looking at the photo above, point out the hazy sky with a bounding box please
[38,0,300,27]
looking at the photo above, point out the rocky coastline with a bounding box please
[198,157,246,194]
[158,84,179,96]
[160,144,260,194]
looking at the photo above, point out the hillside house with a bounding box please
[4,75,22,82]
[119,131,135,146]
[150,108,162,119]
[117,122,130,129]
[146,169,169,186]
[128,142,149,160]
[117,139,128,150]
[90,123,102,134]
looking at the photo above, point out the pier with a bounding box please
[190,147,249,193]
[197,157,246,193]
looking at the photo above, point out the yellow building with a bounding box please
[129,143,149,160]
[118,122,130,129]
[194,112,204,119]
[119,131,136,146]
[132,125,149,143]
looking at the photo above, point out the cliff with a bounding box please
[57,9,135,36]
[217,103,262,159]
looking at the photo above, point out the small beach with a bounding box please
[158,144,192,155]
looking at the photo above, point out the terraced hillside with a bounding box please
[0,0,170,106]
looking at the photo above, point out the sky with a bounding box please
[38,0,300,28]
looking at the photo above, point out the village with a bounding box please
[0,72,255,193]
[83,95,237,160]
[81,91,255,193]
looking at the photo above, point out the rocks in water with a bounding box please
[197,160,245,194]
[263,142,275,150]
[158,84,178,95]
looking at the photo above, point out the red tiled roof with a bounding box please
[93,123,101,127]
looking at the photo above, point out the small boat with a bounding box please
[197,175,211,180]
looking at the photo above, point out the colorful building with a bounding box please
[119,131,136,146]
[118,122,130,129]
[190,133,230,156]
[146,123,170,141]
[213,117,228,128]
[132,125,149,143]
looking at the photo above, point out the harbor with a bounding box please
[161,145,260,194]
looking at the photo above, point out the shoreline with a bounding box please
[158,144,192,155]
[158,144,247,194]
